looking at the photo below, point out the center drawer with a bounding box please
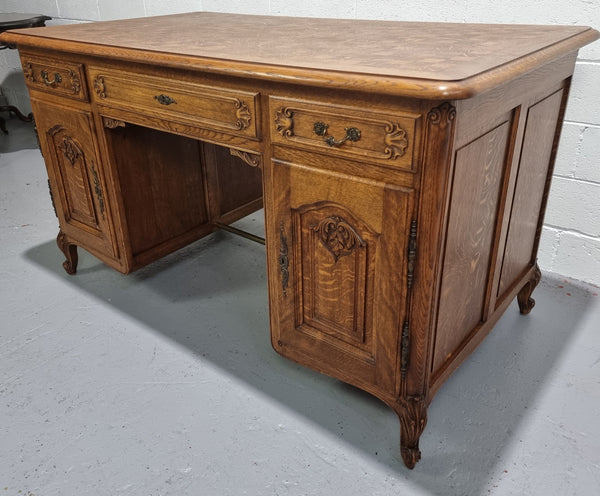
[88,66,259,138]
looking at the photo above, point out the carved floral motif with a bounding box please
[24,63,34,82]
[58,136,83,166]
[68,69,81,95]
[94,75,106,99]
[274,107,294,137]
[234,99,252,130]
[384,122,409,159]
[312,216,365,263]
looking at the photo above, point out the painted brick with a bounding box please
[575,125,600,184]
[537,226,560,273]
[271,0,356,19]
[551,231,600,285]
[58,0,100,21]
[544,177,600,237]
[144,0,204,17]
[0,1,59,17]
[565,62,600,126]
[99,0,145,21]
[202,0,269,16]
[554,123,582,178]
[355,0,468,21]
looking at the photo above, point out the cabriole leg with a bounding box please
[56,230,78,275]
[398,395,428,469]
[517,263,542,315]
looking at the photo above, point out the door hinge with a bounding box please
[407,219,417,290]
[400,320,410,380]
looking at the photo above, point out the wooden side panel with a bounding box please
[270,155,414,394]
[31,98,117,259]
[497,90,564,297]
[106,124,209,259]
[433,120,512,373]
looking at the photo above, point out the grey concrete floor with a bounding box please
[1,117,600,496]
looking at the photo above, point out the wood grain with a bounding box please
[433,121,511,374]
[2,13,597,98]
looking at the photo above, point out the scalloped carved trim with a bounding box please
[275,107,294,137]
[427,101,456,127]
[384,122,409,159]
[234,99,252,130]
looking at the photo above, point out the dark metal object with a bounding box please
[41,70,62,87]
[279,222,289,296]
[407,219,417,289]
[154,94,177,105]
[313,121,361,147]
[215,221,265,245]
[400,320,410,379]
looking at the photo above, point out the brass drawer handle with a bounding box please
[313,121,361,147]
[41,70,62,87]
[154,94,177,106]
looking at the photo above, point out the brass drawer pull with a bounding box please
[154,94,177,105]
[313,121,361,147]
[41,70,62,87]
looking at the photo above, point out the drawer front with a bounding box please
[270,97,418,170]
[88,67,259,138]
[22,55,88,101]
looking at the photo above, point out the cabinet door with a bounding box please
[32,98,117,259]
[269,156,415,395]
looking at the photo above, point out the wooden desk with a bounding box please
[2,13,597,468]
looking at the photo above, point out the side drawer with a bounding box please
[88,66,259,138]
[22,54,88,102]
[270,97,419,171]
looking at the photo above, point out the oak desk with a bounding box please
[2,13,597,468]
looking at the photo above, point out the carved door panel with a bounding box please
[270,157,415,395]
[32,99,117,258]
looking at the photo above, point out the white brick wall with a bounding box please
[1,0,599,284]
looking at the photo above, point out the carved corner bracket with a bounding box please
[229,148,261,168]
[103,117,126,129]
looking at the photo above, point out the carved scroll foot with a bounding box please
[398,395,428,469]
[56,231,78,275]
[517,264,542,315]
